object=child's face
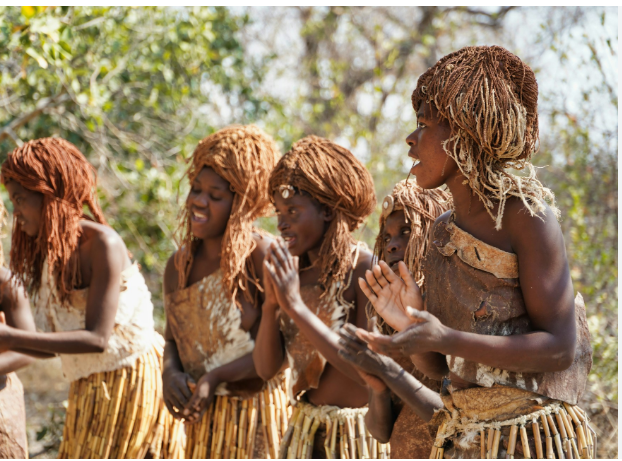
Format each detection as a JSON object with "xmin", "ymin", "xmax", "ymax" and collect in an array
[
  {"xmin": 405, "ymin": 101, "xmax": 458, "ymax": 189},
  {"xmin": 5, "ymin": 179, "xmax": 43, "ymax": 237},
  {"xmin": 186, "ymin": 167, "xmax": 234, "ymax": 240},
  {"xmin": 273, "ymin": 191, "xmax": 331, "ymax": 257},
  {"xmin": 382, "ymin": 209, "xmax": 410, "ymax": 271}
]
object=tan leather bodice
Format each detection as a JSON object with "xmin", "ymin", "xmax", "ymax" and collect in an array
[
  {"xmin": 165, "ymin": 269, "xmax": 262, "ymax": 396},
  {"xmin": 422, "ymin": 217, "xmax": 592, "ymax": 404}
]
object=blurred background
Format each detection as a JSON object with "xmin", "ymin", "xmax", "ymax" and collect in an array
[{"xmin": 0, "ymin": 6, "xmax": 617, "ymax": 458}]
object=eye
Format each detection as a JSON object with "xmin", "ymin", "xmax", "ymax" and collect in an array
[
  {"xmin": 402, "ymin": 228, "xmax": 411, "ymax": 235},
  {"xmin": 209, "ymin": 194, "xmax": 222, "ymax": 201},
  {"xmin": 417, "ymin": 122, "xmax": 426, "ymax": 129},
  {"xmin": 288, "ymin": 207, "xmax": 297, "ymax": 215}
]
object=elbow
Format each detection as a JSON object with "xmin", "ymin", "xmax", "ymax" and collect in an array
[
  {"xmin": 552, "ymin": 345, "xmax": 575, "ymax": 372},
  {"xmin": 365, "ymin": 414, "xmax": 391, "ymax": 444},
  {"xmin": 252, "ymin": 351, "xmax": 277, "ymax": 382},
  {"xmin": 90, "ymin": 334, "xmax": 110, "ymax": 354}
]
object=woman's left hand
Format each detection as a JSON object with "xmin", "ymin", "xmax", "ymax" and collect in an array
[
  {"xmin": 263, "ymin": 240, "xmax": 303, "ymax": 315},
  {"xmin": 357, "ymin": 309, "xmax": 448, "ymax": 357},
  {"xmin": 183, "ymin": 372, "xmax": 220, "ymax": 424}
]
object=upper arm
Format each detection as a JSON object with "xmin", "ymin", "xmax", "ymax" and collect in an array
[
  {"xmin": 163, "ymin": 253, "xmax": 180, "ymax": 342},
  {"xmin": 83, "ymin": 231, "xmax": 127, "ymax": 339},
  {"xmin": 352, "ymin": 248, "xmax": 374, "ymax": 330},
  {"xmin": 508, "ymin": 203, "xmax": 575, "ymax": 345}
]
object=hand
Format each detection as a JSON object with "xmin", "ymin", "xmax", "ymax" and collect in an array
[
  {"xmin": 162, "ymin": 367, "xmax": 195, "ymax": 419},
  {"xmin": 337, "ymin": 323, "xmax": 394, "ymax": 393},
  {"xmin": 183, "ymin": 372, "xmax": 220, "ymax": 424},
  {"xmin": 263, "ymin": 241, "xmax": 303, "ymax": 314},
  {"xmin": 358, "ymin": 261, "xmax": 423, "ymax": 332},
  {"xmin": 357, "ymin": 309, "xmax": 448, "ymax": 357}
]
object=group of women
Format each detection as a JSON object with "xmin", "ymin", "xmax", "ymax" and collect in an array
[{"xmin": 0, "ymin": 45, "xmax": 595, "ymax": 459}]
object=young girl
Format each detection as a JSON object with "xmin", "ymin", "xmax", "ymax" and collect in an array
[
  {"xmin": 341, "ymin": 45, "xmax": 594, "ymax": 459},
  {"xmin": 0, "ymin": 138, "xmax": 184, "ymax": 459},
  {"xmin": 0, "ymin": 198, "xmax": 45, "ymax": 458},
  {"xmin": 254, "ymin": 135, "xmax": 389, "ymax": 459},
  {"xmin": 358, "ymin": 179, "xmax": 451, "ymax": 458},
  {"xmin": 162, "ymin": 125, "xmax": 288, "ymax": 459}
]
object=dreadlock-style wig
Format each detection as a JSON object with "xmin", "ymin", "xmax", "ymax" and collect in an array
[
  {"xmin": 175, "ymin": 125, "xmax": 280, "ymax": 304},
  {"xmin": 369, "ymin": 179, "xmax": 451, "ymax": 335},
  {"xmin": 269, "ymin": 135, "xmax": 376, "ymax": 292},
  {"xmin": 412, "ymin": 45, "xmax": 557, "ymax": 230},
  {"xmin": 1, "ymin": 137, "xmax": 107, "ymax": 302},
  {"xmin": 373, "ymin": 179, "xmax": 451, "ymax": 289},
  {"xmin": 0, "ymin": 196, "xmax": 6, "ymax": 269}
]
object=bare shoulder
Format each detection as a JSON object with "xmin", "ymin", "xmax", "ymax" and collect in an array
[
  {"xmin": 502, "ymin": 199, "xmax": 563, "ymax": 252},
  {"xmin": 352, "ymin": 246, "xmax": 373, "ymax": 279},
  {"xmin": 81, "ymin": 220, "xmax": 128, "ymax": 259},
  {"xmin": 163, "ymin": 251, "xmax": 181, "ymax": 296}
]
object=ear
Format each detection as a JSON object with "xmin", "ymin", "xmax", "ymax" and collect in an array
[{"xmin": 321, "ymin": 205, "xmax": 335, "ymax": 223}]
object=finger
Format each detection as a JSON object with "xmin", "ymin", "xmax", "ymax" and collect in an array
[
  {"xmin": 358, "ymin": 278, "xmax": 378, "ymax": 302},
  {"xmin": 264, "ymin": 260, "xmax": 281, "ymax": 288},
  {"xmin": 364, "ymin": 270, "xmax": 382, "ymax": 293},
  {"xmin": 163, "ymin": 397, "xmax": 184, "ymax": 419},
  {"xmin": 337, "ymin": 347, "xmax": 359, "ymax": 365},
  {"xmin": 372, "ymin": 264, "xmax": 388, "ymax": 288},
  {"xmin": 338, "ymin": 330, "xmax": 366, "ymax": 352},
  {"xmin": 397, "ymin": 261, "xmax": 420, "ymax": 292},
  {"xmin": 273, "ymin": 241, "xmax": 292, "ymax": 270},
  {"xmin": 167, "ymin": 388, "xmax": 187, "ymax": 412},
  {"xmin": 0, "ymin": 312, "xmax": 5, "ymax": 324},
  {"xmin": 185, "ymin": 377, "xmax": 196, "ymax": 397},
  {"xmin": 370, "ymin": 316, "xmax": 381, "ymax": 335},
  {"xmin": 368, "ymin": 342, "xmax": 404, "ymax": 359},
  {"xmin": 378, "ymin": 260, "xmax": 401, "ymax": 284}
]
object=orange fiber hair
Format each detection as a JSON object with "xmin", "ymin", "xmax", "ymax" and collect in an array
[
  {"xmin": 412, "ymin": 45, "xmax": 556, "ymax": 229},
  {"xmin": 175, "ymin": 125, "xmax": 280, "ymax": 304},
  {"xmin": 268, "ymin": 135, "xmax": 376, "ymax": 292},
  {"xmin": 1, "ymin": 137, "xmax": 107, "ymax": 301}
]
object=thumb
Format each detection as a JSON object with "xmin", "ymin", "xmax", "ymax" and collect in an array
[
  {"xmin": 186, "ymin": 376, "xmax": 196, "ymax": 393},
  {"xmin": 0, "ymin": 312, "xmax": 5, "ymax": 324},
  {"xmin": 405, "ymin": 306, "xmax": 429, "ymax": 322}
]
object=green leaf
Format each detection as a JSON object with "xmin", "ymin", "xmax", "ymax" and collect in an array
[{"xmin": 25, "ymin": 47, "xmax": 48, "ymax": 68}]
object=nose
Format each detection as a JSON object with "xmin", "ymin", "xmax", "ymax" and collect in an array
[
  {"xmin": 190, "ymin": 191, "xmax": 209, "ymax": 208},
  {"xmin": 386, "ymin": 237, "xmax": 402, "ymax": 254},
  {"xmin": 406, "ymin": 129, "xmax": 417, "ymax": 147},
  {"xmin": 277, "ymin": 215, "xmax": 290, "ymax": 232}
]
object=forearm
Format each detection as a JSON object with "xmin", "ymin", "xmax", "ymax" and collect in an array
[
  {"xmin": 288, "ymin": 302, "xmax": 365, "ymax": 385},
  {"xmin": 380, "ymin": 359, "xmax": 443, "ymax": 423},
  {"xmin": 6, "ymin": 327, "xmax": 109, "ymax": 355},
  {"xmin": 409, "ymin": 352, "xmax": 448, "ymax": 381},
  {"xmin": 163, "ymin": 340, "xmax": 184, "ymax": 374},
  {"xmin": 365, "ymin": 389, "xmax": 395, "ymax": 443},
  {"xmin": 253, "ymin": 305, "xmax": 285, "ymax": 380},
  {"xmin": 440, "ymin": 328, "xmax": 574, "ymax": 373},
  {"xmin": 12, "ymin": 348, "xmax": 56, "ymax": 359},
  {"xmin": 210, "ymin": 353, "xmax": 259, "ymax": 386},
  {"xmin": 0, "ymin": 351, "xmax": 35, "ymax": 374}
]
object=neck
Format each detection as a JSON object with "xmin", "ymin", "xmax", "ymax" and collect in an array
[
  {"xmin": 444, "ymin": 171, "xmax": 489, "ymax": 224},
  {"xmin": 197, "ymin": 234, "xmax": 225, "ymax": 262}
]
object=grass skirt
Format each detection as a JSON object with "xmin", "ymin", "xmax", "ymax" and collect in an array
[
  {"xmin": 184, "ymin": 378, "xmax": 290, "ymax": 459},
  {"xmin": 57, "ymin": 341, "xmax": 185, "ymax": 459},
  {"xmin": 279, "ymin": 400, "xmax": 390, "ymax": 459}
]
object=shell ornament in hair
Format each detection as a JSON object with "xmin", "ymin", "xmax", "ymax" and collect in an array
[
  {"xmin": 279, "ymin": 185, "xmax": 295, "ymax": 199},
  {"xmin": 381, "ymin": 195, "xmax": 395, "ymax": 219}
]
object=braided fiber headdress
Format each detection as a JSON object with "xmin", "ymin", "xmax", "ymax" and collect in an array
[
  {"xmin": 1, "ymin": 138, "xmax": 107, "ymax": 301},
  {"xmin": 412, "ymin": 45, "xmax": 557, "ymax": 229},
  {"xmin": 175, "ymin": 125, "xmax": 280, "ymax": 304},
  {"xmin": 268, "ymin": 135, "xmax": 376, "ymax": 292},
  {"xmin": 371, "ymin": 179, "xmax": 451, "ymax": 334}
]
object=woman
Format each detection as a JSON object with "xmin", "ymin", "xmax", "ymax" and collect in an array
[{"xmin": 0, "ymin": 137, "xmax": 184, "ymax": 458}]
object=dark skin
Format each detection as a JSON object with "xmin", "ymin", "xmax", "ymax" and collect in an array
[
  {"xmin": 337, "ymin": 208, "xmax": 430, "ymax": 442},
  {"xmin": 0, "ymin": 266, "xmax": 49, "ymax": 374},
  {"xmin": 253, "ymin": 190, "xmax": 375, "ymax": 410},
  {"xmin": 357, "ymin": 101, "xmax": 577, "ymax": 390},
  {"xmin": 162, "ymin": 167, "xmax": 271, "ymax": 423},
  {"xmin": 0, "ymin": 180, "xmax": 132, "ymax": 357}
]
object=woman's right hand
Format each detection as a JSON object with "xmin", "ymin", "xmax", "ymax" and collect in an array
[
  {"xmin": 358, "ymin": 260, "xmax": 423, "ymax": 332},
  {"xmin": 162, "ymin": 367, "xmax": 195, "ymax": 419}
]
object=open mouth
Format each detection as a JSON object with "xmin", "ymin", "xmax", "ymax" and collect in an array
[
  {"xmin": 191, "ymin": 211, "xmax": 208, "ymax": 223},
  {"xmin": 282, "ymin": 235, "xmax": 297, "ymax": 248}
]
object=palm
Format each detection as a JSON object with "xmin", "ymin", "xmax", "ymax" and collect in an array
[{"xmin": 359, "ymin": 261, "xmax": 423, "ymax": 332}]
